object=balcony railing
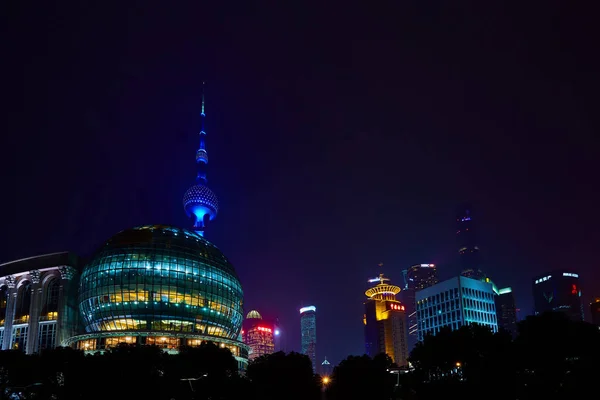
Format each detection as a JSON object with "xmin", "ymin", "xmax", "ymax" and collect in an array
[
  {"xmin": 39, "ymin": 312, "xmax": 58, "ymax": 322},
  {"xmin": 12, "ymin": 315, "xmax": 30, "ymax": 325}
]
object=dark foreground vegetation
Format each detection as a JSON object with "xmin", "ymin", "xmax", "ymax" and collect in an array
[{"xmin": 0, "ymin": 312, "xmax": 598, "ymax": 400}]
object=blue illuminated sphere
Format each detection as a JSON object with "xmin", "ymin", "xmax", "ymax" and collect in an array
[
  {"xmin": 78, "ymin": 225, "xmax": 244, "ymax": 338},
  {"xmin": 183, "ymin": 184, "xmax": 219, "ymax": 225}
]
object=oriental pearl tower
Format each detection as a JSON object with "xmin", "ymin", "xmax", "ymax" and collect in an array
[{"xmin": 183, "ymin": 82, "xmax": 219, "ymax": 236}]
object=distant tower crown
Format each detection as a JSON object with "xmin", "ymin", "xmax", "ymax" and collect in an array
[
  {"xmin": 366, "ymin": 273, "xmax": 401, "ymax": 300},
  {"xmin": 183, "ymin": 82, "xmax": 219, "ymax": 236}
]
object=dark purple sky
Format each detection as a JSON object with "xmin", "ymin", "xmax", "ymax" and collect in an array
[{"xmin": 4, "ymin": 2, "xmax": 600, "ymax": 365}]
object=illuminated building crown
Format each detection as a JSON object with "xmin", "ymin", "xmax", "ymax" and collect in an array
[
  {"xmin": 366, "ymin": 273, "xmax": 401, "ymax": 300},
  {"xmin": 183, "ymin": 82, "xmax": 219, "ymax": 236},
  {"xmin": 246, "ymin": 310, "xmax": 262, "ymax": 319}
]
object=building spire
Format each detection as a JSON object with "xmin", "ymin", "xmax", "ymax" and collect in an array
[
  {"xmin": 183, "ymin": 81, "xmax": 219, "ymax": 236},
  {"xmin": 196, "ymin": 81, "xmax": 208, "ymax": 183}
]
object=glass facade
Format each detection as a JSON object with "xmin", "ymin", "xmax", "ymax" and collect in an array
[
  {"xmin": 416, "ymin": 276, "xmax": 498, "ymax": 342},
  {"xmin": 71, "ymin": 225, "xmax": 249, "ymax": 369},
  {"xmin": 11, "ymin": 325, "xmax": 28, "ymax": 350},
  {"xmin": 300, "ymin": 307, "xmax": 316, "ymax": 371},
  {"xmin": 78, "ymin": 225, "xmax": 244, "ymax": 339},
  {"xmin": 38, "ymin": 322, "xmax": 57, "ymax": 350},
  {"xmin": 400, "ymin": 264, "xmax": 438, "ymax": 352}
]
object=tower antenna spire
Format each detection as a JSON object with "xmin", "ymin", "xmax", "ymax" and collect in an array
[
  {"xmin": 183, "ymin": 81, "xmax": 219, "ymax": 236},
  {"xmin": 200, "ymin": 81, "xmax": 206, "ymax": 135}
]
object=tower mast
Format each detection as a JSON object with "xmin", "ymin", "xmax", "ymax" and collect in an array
[
  {"xmin": 196, "ymin": 81, "xmax": 208, "ymax": 184},
  {"xmin": 183, "ymin": 82, "xmax": 219, "ymax": 236}
]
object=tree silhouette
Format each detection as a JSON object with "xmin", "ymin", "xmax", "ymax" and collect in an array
[
  {"xmin": 514, "ymin": 311, "xmax": 600, "ymax": 399},
  {"xmin": 246, "ymin": 351, "xmax": 320, "ymax": 400},
  {"xmin": 327, "ymin": 353, "xmax": 395, "ymax": 400},
  {"xmin": 166, "ymin": 342, "xmax": 240, "ymax": 400},
  {"xmin": 409, "ymin": 324, "xmax": 514, "ymax": 400}
]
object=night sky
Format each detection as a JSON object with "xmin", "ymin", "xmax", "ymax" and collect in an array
[{"xmin": 4, "ymin": 2, "xmax": 600, "ymax": 365}]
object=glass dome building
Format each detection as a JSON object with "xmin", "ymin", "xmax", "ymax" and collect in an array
[{"xmin": 65, "ymin": 225, "xmax": 248, "ymax": 367}]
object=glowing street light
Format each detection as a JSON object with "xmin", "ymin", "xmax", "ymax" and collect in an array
[{"xmin": 322, "ymin": 376, "xmax": 330, "ymax": 385}]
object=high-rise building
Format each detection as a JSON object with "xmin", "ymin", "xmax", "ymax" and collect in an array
[
  {"xmin": 533, "ymin": 271, "xmax": 583, "ymax": 321},
  {"xmin": 321, "ymin": 357, "xmax": 333, "ymax": 376},
  {"xmin": 183, "ymin": 82, "xmax": 219, "ymax": 237},
  {"xmin": 590, "ymin": 298, "xmax": 600, "ymax": 326},
  {"xmin": 494, "ymin": 287, "xmax": 518, "ymax": 338},
  {"xmin": 456, "ymin": 204, "xmax": 485, "ymax": 280},
  {"xmin": 400, "ymin": 264, "xmax": 438, "ymax": 352},
  {"xmin": 300, "ymin": 305, "xmax": 317, "ymax": 371},
  {"xmin": 416, "ymin": 276, "xmax": 498, "ymax": 342},
  {"xmin": 364, "ymin": 274, "xmax": 409, "ymax": 366},
  {"xmin": 242, "ymin": 310, "xmax": 275, "ymax": 360}
]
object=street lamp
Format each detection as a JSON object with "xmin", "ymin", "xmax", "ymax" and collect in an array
[{"xmin": 322, "ymin": 376, "xmax": 330, "ymax": 385}]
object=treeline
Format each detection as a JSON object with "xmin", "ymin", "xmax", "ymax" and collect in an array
[
  {"xmin": 402, "ymin": 311, "xmax": 600, "ymax": 400},
  {"xmin": 0, "ymin": 312, "xmax": 598, "ymax": 400}
]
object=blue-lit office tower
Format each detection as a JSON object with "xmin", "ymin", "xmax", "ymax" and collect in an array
[
  {"xmin": 183, "ymin": 82, "xmax": 219, "ymax": 236},
  {"xmin": 456, "ymin": 204, "xmax": 486, "ymax": 280},
  {"xmin": 533, "ymin": 271, "xmax": 584, "ymax": 321},
  {"xmin": 415, "ymin": 276, "xmax": 498, "ymax": 342},
  {"xmin": 300, "ymin": 306, "xmax": 317, "ymax": 371},
  {"xmin": 400, "ymin": 264, "xmax": 438, "ymax": 353}
]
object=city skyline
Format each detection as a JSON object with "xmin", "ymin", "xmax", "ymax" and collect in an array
[{"xmin": 5, "ymin": 2, "xmax": 600, "ymax": 366}]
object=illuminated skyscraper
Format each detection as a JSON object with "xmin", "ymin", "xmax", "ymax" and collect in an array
[
  {"xmin": 242, "ymin": 310, "xmax": 275, "ymax": 360},
  {"xmin": 183, "ymin": 82, "xmax": 219, "ymax": 236},
  {"xmin": 456, "ymin": 204, "xmax": 485, "ymax": 280},
  {"xmin": 416, "ymin": 276, "xmax": 498, "ymax": 341},
  {"xmin": 400, "ymin": 264, "xmax": 438, "ymax": 352},
  {"xmin": 533, "ymin": 271, "xmax": 583, "ymax": 321},
  {"xmin": 364, "ymin": 274, "xmax": 408, "ymax": 366},
  {"xmin": 300, "ymin": 305, "xmax": 317, "ymax": 371}
]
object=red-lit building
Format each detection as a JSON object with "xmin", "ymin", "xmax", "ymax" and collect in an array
[{"xmin": 242, "ymin": 310, "xmax": 275, "ymax": 360}]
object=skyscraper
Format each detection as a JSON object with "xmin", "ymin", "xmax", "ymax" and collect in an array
[
  {"xmin": 400, "ymin": 264, "xmax": 438, "ymax": 352},
  {"xmin": 242, "ymin": 310, "xmax": 275, "ymax": 360},
  {"xmin": 533, "ymin": 271, "xmax": 584, "ymax": 321},
  {"xmin": 494, "ymin": 287, "xmax": 518, "ymax": 338},
  {"xmin": 364, "ymin": 274, "xmax": 408, "ymax": 366},
  {"xmin": 321, "ymin": 357, "xmax": 333, "ymax": 376},
  {"xmin": 300, "ymin": 305, "xmax": 317, "ymax": 371},
  {"xmin": 416, "ymin": 276, "xmax": 498, "ymax": 342},
  {"xmin": 183, "ymin": 82, "xmax": 219, "ymax": 236},
  {"xmin": 456, "ymin": 204, "xmax": 485, "ymax": 280}
]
